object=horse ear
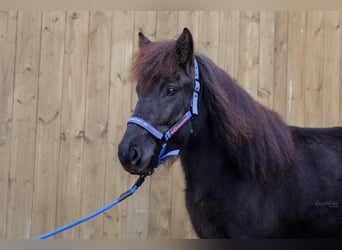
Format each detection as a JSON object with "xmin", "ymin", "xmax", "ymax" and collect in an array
[
  {"xmin": 138, "ymin": 32, "xmax": 151, "ymax": 48},
  {"xmin": 176, "ymin": 28, "xmax": 194, "ymax": 70}
]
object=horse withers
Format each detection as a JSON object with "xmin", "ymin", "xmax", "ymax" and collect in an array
[{"xmin": 118, "ymin": 28, "xmax": 342, "ymax": 238}]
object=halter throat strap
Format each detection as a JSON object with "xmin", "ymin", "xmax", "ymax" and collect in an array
[{"xmin": 127, "ymin": 58, "xmax": 200, "ymax": 167}]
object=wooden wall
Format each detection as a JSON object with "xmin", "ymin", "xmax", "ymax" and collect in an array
[{"xmin": 0, "ymin": 11, "xmax": 341, "ymax": 239}]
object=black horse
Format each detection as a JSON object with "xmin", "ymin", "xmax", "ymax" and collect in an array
[{"xmin": 118, "ymin": 28, "xmax": 342, "ymax": 238}]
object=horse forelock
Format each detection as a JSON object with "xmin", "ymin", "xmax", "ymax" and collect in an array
[{"xmin": 132, "ymin": 40, "xmax": 181, "ymax": 94}]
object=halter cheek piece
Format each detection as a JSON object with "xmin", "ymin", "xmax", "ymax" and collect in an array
[{"xmin": 127, "ymin": 58, "xmax": 200, "ymax": 168}]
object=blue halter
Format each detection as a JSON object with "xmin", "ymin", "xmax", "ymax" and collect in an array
[{"xmin": 127, "ymin": 58, "xmax": 200, "ymax": 167}]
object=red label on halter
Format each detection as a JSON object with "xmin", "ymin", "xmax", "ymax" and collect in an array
[{"xmin": 169, "ymin": 112, "xmax": 192, "ymax": 136}]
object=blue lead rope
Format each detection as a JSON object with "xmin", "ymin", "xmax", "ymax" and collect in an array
[{"xmin": 34, "ymin": 175, "xmax": 146, "ymax": 240}]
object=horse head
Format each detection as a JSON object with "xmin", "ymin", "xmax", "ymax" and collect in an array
[{"xmin": 118, "ymin": 28, "xmax": 198, "ymax": 175}]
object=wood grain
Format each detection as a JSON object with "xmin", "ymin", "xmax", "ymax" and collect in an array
[
  {"xmin": 258, "ymin": 11, "xmax": 275, "ymax": 109},
  {"xmin": 322, "ymin": 12, "xmax": 341, "ymax": 126},
  {"xmin": 79, "ymin": 11, "xmax": 112, "ymax": 239},
  {"xmin": 0, "ymin": 11, "xmax": 17, "ymax": 239},
  {"xmin": 239, "ymin": 11, "xmax": 260, "ymax": 99},
  {"xmin": 6, "ymin": 11, "xmax": 41, "ymax": 239},
  {"xmin": 217, "ymin": 11, "xmax": 240, "ymax": 80},
  {"xmin": 198, "ymin": 11, "xmax": 220, "ymax": 62},
  {"xmin": 55, "ymin": 11, "xmax": 89, "ymax": 239},
  {"xmin": 273, "ymin": 11, "xmax": 289, "ymax": 120},
  {"xmin": 287, "ymin": 11, "xmax": 307, "ymax": 126},
  {"xmin": 304, "ymin": 11, "xmax": 324, "ymax": 127},
  {"xmin": 31, "ymin": 11, "xmax": 66, "ymax": 238}
]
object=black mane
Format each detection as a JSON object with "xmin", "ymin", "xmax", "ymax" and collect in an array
[{"xmin": 196, "ymin": 54, "xmax": 294, "ymax": 184}]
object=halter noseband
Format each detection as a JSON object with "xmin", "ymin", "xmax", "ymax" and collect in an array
[{"xmin": 127, "ymin": 58, "xmax": 200, "ymax": 168}]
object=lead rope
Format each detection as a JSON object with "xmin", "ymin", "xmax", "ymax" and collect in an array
[{"xmin": 34, "ymin": 174, "xmax": 146, "ymax": 239}]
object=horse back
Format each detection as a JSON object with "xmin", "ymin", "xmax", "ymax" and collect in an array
[
  {"xmin": 289, "ymin": 125, "xmax": 342, "ymax": 184},
  {"xmin": 290, "ymin": 126, "xmax": 342, "ymax": 163},
  {"xmin": 287, "ymin": 126, "xmax": 342, "ymax": 237}
]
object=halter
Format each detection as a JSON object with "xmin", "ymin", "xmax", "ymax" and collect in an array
[{"xmin": 127, "ymin": 58, "xmax": 200, "ymax": 168}]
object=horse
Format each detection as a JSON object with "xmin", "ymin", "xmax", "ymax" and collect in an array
[{"xmin": 118, "ymin": 28, "xmax": 342, "ymax": 238}]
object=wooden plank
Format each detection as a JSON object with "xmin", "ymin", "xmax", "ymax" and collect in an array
[
  {"xmin": 170, "ymin": 11, "xmax": 200, "ymax": 240},
  {"xmin": 6, "ymin": 11, "xmax": 41, "ymax": 239},
  {"xmin": 286, "ymin": 11, "xmax": 307, "ymax": 126},
  {"xmin": 258, "ymin": 11, "xmax": 275, "ymax": 109},
  {"xmin": 198, "ymin": 11, "xmax": 220, "ymax": 62},
  {"xmin": 31, "ymin": 11, "xmax": 65, "ymax": 238},
  {"xmin": 273, "ymin": 11, "xmax": 289, "ymax": 120},
  {"xmin": 0, "ymin": 11, "xmax": 17, "ymax": 239},
  {"xmin": 55, "ymin": 11, "xmax": 89, "ymax": 239},
  {"xmin": 147, "ymin": 11, "xmax": 178, "ymax": 239},
  {"xmin": 79, "ymin": 11, "xmax": 112, "ymax": 239},
  {"xmin": 239, "ymin": 11, "xmax": 260, "ymax": 99},
  {"xmin": 322, "ymin": 12, "xmax": 341, "ymax": 126},
  {"xmin": 217, "ymin": 11, "xmax": 240, "ymax": 80},
  {"xmin": 103, "ymin": 10, "xmax": 135, "ymax": 239},
  {"xmin": 304, "ymin": 11, "xmax": 324, "ymax": 127}
]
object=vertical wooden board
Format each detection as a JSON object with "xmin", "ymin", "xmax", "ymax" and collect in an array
[
  {"xmin": 258, "ymin": 11, "xmax": 275, "ymax": 109},
  {"xmin": 130, "ymin": 11, "xmax": 157, "ymax": 113},
  {"xmin": 217, "ymin": 11, "xmax": 240, "ymax": 80},
  {"xmin": 322, "ymin": 12, "xmax": 341, "ymax": 126},
  {"xmin": 286, "ymin": 11, "xmax": 306, "ymax": 126},
  {"xmin": 198, "ymin": 11, "xmax": 220, "ymax": 62},
  {"xmin": 6, "ymin": 11, "xmax": 41, "ymax": 239},
  {"xmin": 169, "ymin": 11, "xmax": 200, "ymax": 239},
  {"xmin": 55, "ymin": 11, "xmax": 89, "ymax": 239},
  {"xmin": 304, "ymin": 12, "xmax": 324, "ymax": 127},
  {"xmin": 147, "ymin": 11, "xmax": 178, "ymax": 239},
  {"xmin": 31, "ymin": 11, "xmax": 65, "ymax": 238},
  {"xmin": 273, "ymin": 11, "xmax": 289, "ymax": 120},
  {"xmin": 0, "ymin": 11, "xmax": 17, "ymax": 239},
  {"xmin": 79, "ymin": 11, "xmax": 112, "ymax": 239},
  {"xmin": 239, "ymin": 11, "xmax": 260, "ymax": 99},
  {"xmin": 103, "ymin": 11, "xmax": 134, "ymax": 239}
]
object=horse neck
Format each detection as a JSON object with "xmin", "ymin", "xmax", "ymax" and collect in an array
[
  {"xmin": 179, "ymin": 55, "xmax": 294, "ymax": 186},
  {"xmin": 179, "ymin": 112, "xmax": 235, "ymax": 185}
]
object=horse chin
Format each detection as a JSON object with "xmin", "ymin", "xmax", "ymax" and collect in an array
[{"xmin": 124, "ymin": 156, "xmax": 156, "ymax": 176}]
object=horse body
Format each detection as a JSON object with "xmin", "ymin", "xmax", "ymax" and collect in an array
[
  {"xmin": 181, "ymin": 125, "xmax": 342, "ymax": 238},
  {"xmin": 118, "ymin": 28, "xmax": 342, "ymax": 238}
]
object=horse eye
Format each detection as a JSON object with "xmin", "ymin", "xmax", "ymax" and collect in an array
[{"xmin": 167, "ymin": 87, "xmax": 178, "ymax": 96}]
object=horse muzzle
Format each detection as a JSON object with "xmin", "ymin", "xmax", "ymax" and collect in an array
[{"xmin": 118, "ymin": 127, "xmax": 157, "ymax": 175}]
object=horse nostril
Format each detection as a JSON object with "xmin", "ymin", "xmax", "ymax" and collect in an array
[{"xmin": 129, "ymin": 147, "xmax": 141, "ymax": 165}]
